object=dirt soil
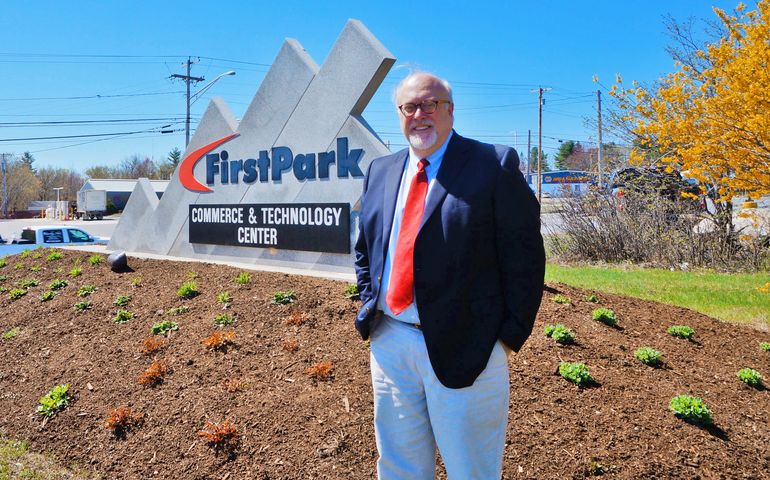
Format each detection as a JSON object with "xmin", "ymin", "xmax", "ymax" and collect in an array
[{"xmin": 0, "ymin": 250, "xmax": 769, "ymax": 479}]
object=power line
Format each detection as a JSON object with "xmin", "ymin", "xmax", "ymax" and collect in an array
[{"xmin": 0, "ymin": 91, "xmax": 183, "ymax": 102}]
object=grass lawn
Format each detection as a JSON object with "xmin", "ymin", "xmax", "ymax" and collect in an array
[{"xmin": 546, "ymin": 263, "xmax": 770, "ymax": 326}]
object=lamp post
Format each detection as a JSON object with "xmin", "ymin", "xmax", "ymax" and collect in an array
[{"xmin": 173, "ymin": 68, "xmax": 236, "ymax": 147}]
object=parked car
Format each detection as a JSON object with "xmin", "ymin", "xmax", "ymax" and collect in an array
[
  {"xmin": 11, "ymin": 225, "xmax": 108, "ymax": 246},
  {"xmin": 610, "ymin": 167, "xmax": 701, "ymax": 201}
]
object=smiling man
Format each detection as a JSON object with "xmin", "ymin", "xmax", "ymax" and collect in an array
[{"xmin": 354, "ymin": 72, "xmax": 545, "ymax": 479}]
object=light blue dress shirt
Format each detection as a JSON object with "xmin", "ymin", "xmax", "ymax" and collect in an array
[{"xmin": 377, "ymin": 131, "xmax": 454, "ymax": 324}]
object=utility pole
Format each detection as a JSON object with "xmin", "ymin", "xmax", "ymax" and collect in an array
[
  {"xmin": 533, "ymin": 87, "xmax": 551, "ymax": 202},
  {"xmin": 526, "ymin": 129, "xmax": 531, "ymax": 178},
  {"xmin": 1, "ymin": 154, "xmax": 7, "ymax": 219},
  {"xmin": 597, "ymin": 89, "xmax": 604, "ymax": 189},
  {"xmin": 171, "ymin": 57, "xmax": 204, "ymax": 148}
]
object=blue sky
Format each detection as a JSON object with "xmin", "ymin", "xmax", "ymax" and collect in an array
[{"xmin": 0, "ymin": 0, "xmax": 744, "ymax": 174}]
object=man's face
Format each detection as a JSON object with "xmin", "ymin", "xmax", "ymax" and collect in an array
[{"xmin": 396, "ymin": 75, "xmax": 454, "ymax": 158}]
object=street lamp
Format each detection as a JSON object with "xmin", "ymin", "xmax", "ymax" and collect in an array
[{"xmin": 179, "ymin": 70, "xmax": 236, "ymax": 147}]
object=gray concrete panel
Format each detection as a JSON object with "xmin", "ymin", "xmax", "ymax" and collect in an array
[{"xmin": 107, "ymin": 178, "xmax": 159, "ymax": 251}]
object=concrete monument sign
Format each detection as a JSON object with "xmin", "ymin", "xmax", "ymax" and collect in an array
[{"xmin": 109, "ymin": 20, "xmax": 395, "ymax": 274}]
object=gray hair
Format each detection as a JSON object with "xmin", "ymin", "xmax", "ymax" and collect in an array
[{"xmin": 393, "ymin": 71, "xmax": 453, "ymax": 105}]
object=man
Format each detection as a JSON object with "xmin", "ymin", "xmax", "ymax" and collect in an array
[{"xmin": 354, "ymin": 72, "xmax": 545, "ymax": 479}]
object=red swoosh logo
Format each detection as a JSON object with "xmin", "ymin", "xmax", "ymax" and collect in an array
[{"xmin": 179, "ymin": 133, "xmax": 240, "ymax": 192}]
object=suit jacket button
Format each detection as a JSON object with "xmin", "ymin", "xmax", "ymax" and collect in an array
[
  {"xmin": 366, "ymin": 307, "xmax": 371, "ymax": 313},
  {"xmin": 377, "ymin": 275, "xmax": 382, "ymax": 282}
]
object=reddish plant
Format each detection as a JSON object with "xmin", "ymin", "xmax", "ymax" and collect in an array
[
  {"xmin": 284, "ymin": 311, "xmax": 307, "ymax": 326},
  {"xmin": 283, "ymin": 338, "xmax": 299, "ymax": 353},
  {"xmin": 104, "ymin": 406, "xmax": 144, "ymax": 437},
  {"xmin": 221, "ymin": 377, "xmax": 245, "ymax": 393},
  {"xmin": 198, "ymin": 419, "xmax": 240, "ymax": 454},
  {"xmin": 141, "ymin": 336, "xmax": 166, "ymax": 354},
  {"xmin": 138, "ymin": 360, "xmax": 170, "ymax": 386},
  {"xmin": 305, "ymin": 361, "xmax": 334, "ymax": 380},
  {"xmin": 201, "ymin": 330, "xmax": 236, "ymax": 351}
]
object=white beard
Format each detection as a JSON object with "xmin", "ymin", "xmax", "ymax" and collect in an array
[{"xmin": 408, "ymin": 126, "xmax": 437, "ymax": 151}]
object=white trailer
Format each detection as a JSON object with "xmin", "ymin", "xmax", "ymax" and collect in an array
[{"xmin": 76, "ymin": 189, "xmax": 107, "ymax": 220}]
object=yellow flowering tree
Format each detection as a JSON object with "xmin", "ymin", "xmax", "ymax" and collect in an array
[{"xmin": 610, "ymin": 1, "xmax": 770, "ymax": 233}]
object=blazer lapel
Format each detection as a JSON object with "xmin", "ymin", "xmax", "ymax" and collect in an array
[
  {"xmin": 420, "ymin": 132, "xmax": 471, "ymax": 230},
  {"xmin": 381, "ymin": 150, "xmax": 409, "ymax": 256}
]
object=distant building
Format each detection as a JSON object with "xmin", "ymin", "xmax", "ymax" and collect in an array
[
  {"xmin": 527, "ymin": 170, "xmax": 595, "ymax": 197},
  {"xmin": 79, "ymin": 178, "xmax": 169, "ymax": 211}
]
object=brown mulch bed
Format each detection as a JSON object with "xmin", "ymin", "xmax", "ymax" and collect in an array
[{"xmin": 0, "ymin": 250, "xmax": 768, "ymax": 479}]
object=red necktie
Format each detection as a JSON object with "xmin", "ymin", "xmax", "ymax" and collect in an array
[{"xmin": 387, "ymin": 158, "xmax": 429, "ymax": 315}]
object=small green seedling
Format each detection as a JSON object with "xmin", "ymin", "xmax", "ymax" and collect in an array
[
  {"xmin": 30, "ymin": 265, "xmax": 42, "ymax": 272},
  {"xmin": 214, "ymin": 313, "xmax": 237, "ymax": 326},
  {"xmin": 583, "ymin": 293, "xmax": 599, "ymax": 303},
  {"xmin": 344, "ymin": 284, "xmax": 360, "ymax": 300},
  {"xmin": 9, "ymin": 289, "xmax": 27, "ymax": 300},
  {"xmin": 151, "ymin": 320, "xmax": 179, "ymax": 335},
  {"xmin": 130, "ymin": 276, "xmax": 143, "ymax": 287},
  {"xmin": 88, "ymin": 255, "xmax": 102, "ymax": 265},
  {"xmin": 634, "ymin": 347, "xmax": 662, "ymax": 366},
  {"xmin": 0, "ymin": 286, "xmax": 7, "ymax": 293},
  {"xmin": 667, "ymin": 325, "xmax": 695, "ymax": 339},
  {"xmin": 234, "ymin": 271, "xmax": 250, "ymax": 285},
  {"xmin": 46, "ymin": 251, "xmax": 63, "ymax": 261},
  {"xmin": 74, "ymin": 301, "xmax": 92, "ymax": 311},
  {"xmin": 20, "ymin": 250, "xmax": 31, "ymax": 259},
  {"xmin": 737, "ymin": 368, "xmax": 763, "ymax": 387},
  {"xmin": 559, "ymin": 362, "xmax": 593, "ymax": 386},
  {"xmin": 543, "ymin": 323, "xmax": 575, "ymax": 344},
  {"xmin": 53, "ymin": 267, "xmax": 63, "ymax": 274},
  {"xmin": 113, "ymin": 295, "xmax": 131, "ymax": 307},
  {"xmin": 669, "ymin": 394, "xmax": 712, "ymax": 425},
  {"xmin": 114, "ymin": 309, "xmax": 135, "ymax": 324},
  {"xmin": 187, "ymin": 271, "xmax": 198, "ymax": 280},
  {"xmin": 166, "ymin": 306, "xmax": 189, "ymax": 316},
  {"xmin": 552, "ymin": 294, "xmax": 571, "ymax": 305},
  {"xmin": 177, "ymin": 280, "xmax": 199, "ymax": 299},
  {"xmin": 37, "ymin": 384, "xmax": 70, "ymax": 417},
  {"xmin": 592, "ymin": 308, "xmax": 617, "ymax": 326},
  {"xmin": 760, "ymin": 342, "xmax": 770, "ymax": 352},
  {"xmin": 2, "ymin": 327, "xmax": 20, "ymax": 340},
  {"xmin": 49, "ymin": 279, "xmax": 68, "ymax": 291},
  {"xmin": 272, "ymin": 291, "xmax": 297, "ymax": 305},
  {"xmin": 69, "ymin": 266, "xmax": 82, "ymax": 277},
  {"xmin": 31, "ymin": 250, "xmax": 42, "ymax": 259},
  {"xmin": 40, "ymin": 291, "xmax": 56, "ymax": 302},
  {"xmin": 17, "ymin": 278, "xmax": 40, "ymax": 289},
  {"xmin": 77, "ymin": 284, "xmax": 97, "ymax": 297},
  {"xmin": 0, "ymin": 258, "xmax": 7, "ymax": 268},
  {"xmin": 0, "ymin": 275, "xmax": 6, "ymax": 282},
  {"xmin": 14, "ymin": 262, "xmax": 24, "ymax": 270},
  {"xmin": 217, "ymin": 291, "xmax": 232, "ymax": 304}
]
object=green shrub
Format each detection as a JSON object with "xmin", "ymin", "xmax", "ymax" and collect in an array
[
  {"xmin": 583, "ymin": 293, "xmax": 600, "ymax": 303},
  {"xmin": 559, "ymin": 362, "xmax": 593, "ymax": 386},
  {"xmin": 113, "ymin": 295, "xmax": 131, "ymax": 307},
  {"xmin": 74, "ymin": 301, "xmax": 92, "ymax": 311},
  {"xmin": 69, "ymin": 266, "xmax": 82, "ymax": 277},
  {"xmin": 669, "ymin": 394, "xmax": 712, "ymax": 425},
  {"xmin": 543, "ymin": 323, "xmax": 575, "ymax": 344},
  {"xmin": 49, "ymin": 279, "xmax": 68, "ymax": 291},
  {"xmin": 37, "ymin": 384, "xmax": 70, "ymax": 417},
  {"xmin": 77, "ymin": 284, "xmax": 97, "ymax": 297},
  {"xmin": 2, "ymin": 327, "xmax": 20, "ymax": 340},
  {"xmin": 114, "ymin": 309, "xmax": 134, "ymax": 324},
  {"xmin": 151, "ymin": 320, "xmax": 179, "ymax": 335},
  {"xmin": 234, "ymin": 271, "xmax": 251, "ymax": 285},
  {"xmin": 667, "ymin": 325, "xmax": 695, "ymax": 339},
  {"xmin": 592, "ymin": 308, "xmax": 617, "ymax": 326},
  {"xmin": 177, "ymin": 280, "xmax": 199, "ymax": 299},
  {"xmin": 0, "ymin": 258, "xmax": 7, "ymax": 268},
  {"xmin": 40, "ymin": 291, "xmax": 56, "ymax": 302},
  {"xmin": 272, "ymin": 291, "xmax": 296, "ymax": 305},
  {"xmin": 214, "ymin": 313, "xmax": 237, "ymax": 326},
  {"xmin": 88, "ymin": 255, "xmax": 102, "ymax": 265},
  {"xmin": 166, "ymin": 306, "xmax": 189, "ymax": 316},
  {"xmin": 14, "ymin": 263, "xmax": 24, "ymax": 270},
  {"xmin": 634, "ymin": 347, "xmax": 662, "ymax": 366},
  {"xmin": 46, "ymin": 251, "xmax": 63, "ymax": 261},
  {"xmin": 9, "ymin": 289, "xmax": 27, "ymax": 300},
  {"xmin": 344, "ymin": 284, "xmax": 360, "ymax": 300},
  {"xmin": 217, "ymin": 291, "xmax": 232, "ymax": 304},
  {"xmin": 737, "ymin": 368, "xmax": 763, "ymax": 387},
  {"xmin": 760, "ymin": 342, "xmax": 770, "ymax": 352},
  {"xmin": 30, "ymin": 265, "xmax": 42, "ymax": 272},
  {"xmin": 552, "ymin": 294, "xmax": 571, "ymax": 305},
  {"xmin": 17, "ymin": 278, "xmax": 40, "ymax": 289}
]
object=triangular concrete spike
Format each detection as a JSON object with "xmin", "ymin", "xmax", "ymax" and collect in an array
[
  {"xmin": 185, "ymin": 97, "xmax": 239, "ymax": 155},
  {"xmin": 108, "ymin": 178, "xmax": 159, "ymax": 252}
]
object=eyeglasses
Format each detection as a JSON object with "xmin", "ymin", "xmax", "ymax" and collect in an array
[{"xmin": 398, "ymin": 100, "xmax": 451, "ymax": 117}]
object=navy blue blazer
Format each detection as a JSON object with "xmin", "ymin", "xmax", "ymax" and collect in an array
[{"xmin": 354, "ymin": 132, "xmax": 545, "ymax": 388}]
